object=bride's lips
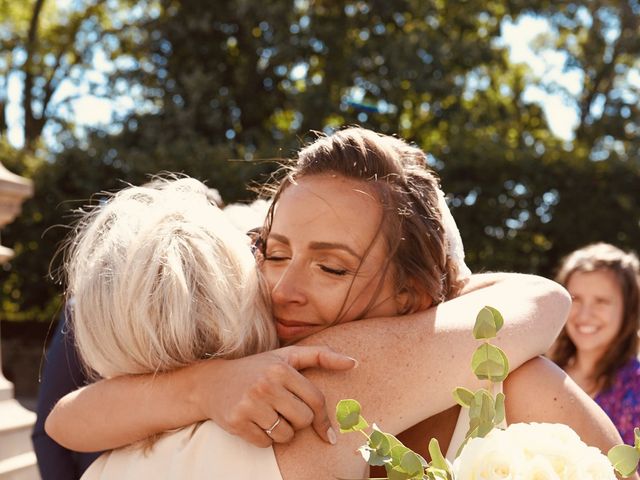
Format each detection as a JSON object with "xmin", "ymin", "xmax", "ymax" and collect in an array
[{"xmin": 274, "ymin": 317, "xmax": 318, "ymax": 340}]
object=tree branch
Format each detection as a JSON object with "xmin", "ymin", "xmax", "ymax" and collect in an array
[
  {"xmin": 575, "ymin": 3, "xmax": 625, "ymax": 141},
  {"xmin": 22, "ymin": 0, "xmax": 46, "ymax": 149}
]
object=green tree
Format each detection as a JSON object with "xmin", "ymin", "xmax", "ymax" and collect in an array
[
  {"xmin": 441, "ymin": 2, "xmax": 640, "ymax": 275},
  {"xmin": 2, "ymin": 0, "xmax": 639, "ymax": 320},
  {"xmin": 0, "ymin": 0, "xmax": 164, "ymax": 152}
]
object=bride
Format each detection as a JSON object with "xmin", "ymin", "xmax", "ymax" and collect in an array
[{"xmin": 48, "ymin": 128, "xmax": 622, "ymax": 479}]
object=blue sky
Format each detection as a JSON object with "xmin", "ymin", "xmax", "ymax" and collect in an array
[{"xmin": 501, "ymin": 15, "xmax": 582, "ymax": 141}]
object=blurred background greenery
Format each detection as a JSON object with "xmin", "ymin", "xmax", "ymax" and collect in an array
[{"xmin": 1, "ymin": 0, "xmax": 639, "ymax": 324}]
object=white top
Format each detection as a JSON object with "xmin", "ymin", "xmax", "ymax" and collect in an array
[{"xmin": 82, "ymin": 420, "xmax": 283, "ymax": 480}]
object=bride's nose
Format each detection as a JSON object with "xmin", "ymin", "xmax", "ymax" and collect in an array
[{"xmin": 270, "ymin": 262, "xmax": 307, "ymax": 306}]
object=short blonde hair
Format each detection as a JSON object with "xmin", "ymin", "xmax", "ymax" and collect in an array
[{"xmin": 65, "ymin": 176, "xmax": 277, "ymax": 379}]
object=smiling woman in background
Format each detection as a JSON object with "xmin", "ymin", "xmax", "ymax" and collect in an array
[{"xmin": 549, "ymin": 242, "xmax": 640, "ymax": 444}]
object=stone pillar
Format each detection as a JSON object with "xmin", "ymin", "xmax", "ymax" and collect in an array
[{"xmin": 0, "ymin": 162, "xmax": 37, "ymax": 479}]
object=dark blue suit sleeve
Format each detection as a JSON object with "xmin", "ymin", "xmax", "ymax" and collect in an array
[{"xmin": 31, "ymin": 308, "xmax": 101, "ymax": 480}]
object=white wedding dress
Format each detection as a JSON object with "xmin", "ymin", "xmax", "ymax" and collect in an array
[{"xmin": 81, "ymin": 420, "xmax": 283, "ymax": 480}]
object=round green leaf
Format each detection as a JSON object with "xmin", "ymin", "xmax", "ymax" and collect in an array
[
  {"xmin": 369, "ymin": 429, "xmax": 388, "ymax": 451},
  {"xmin": 473, "ymin": 306, "xmax": 498, "ymax": 339},
  {"xmin": 386, "ymin": 465, "xmax": 412, "ymax": 480},
  {"xmin": 399, "ymin": 450, "xmax": 424, "ymax": 476},
  {"xmin": 336, "ymin": 399, "xmax": 368, "ymax": 432},
  {"xmin": 466, "ymin": 390, "xmax": 497, "ymax": 439},
  {"xmin": 484, "ymin": 306, "xmax": 504, "ymax": 332},
  {"xmin": 370, "ymin": 428, "xmax": 394, "ymax": 458},
  {"xmin": 425, "ymin": 466, "xmax": 451, "ymax": 480},
  {"xmin": 608, "ymin": 444, "xmax": 640, "ymax": 477},
  {"xmin": 452, "ymin": 387, "xmax": 474, "ymax": 408},
  {"xmin": 468, "ymin": 389, "xmax": 494, "ymax": 420},
  {"xmin": 380, "ymin": 430, "xmax": 403, "ymax": 453},
  {"xmin": 389, "ymin": 443, "xmax": 412, "ymax": 465},
  {"xmin": 471, "ymin": 343, "xmax": 510, "ymax": 382},
  {"xmin": 358, "ymin": 445, "xmax": 389, "ymax": 466},
  {"xmin": 428, "ymin": 438, "xmax": 451, "ymax": 474}
]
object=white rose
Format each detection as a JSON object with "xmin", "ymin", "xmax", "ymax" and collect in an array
[
  {"xmin": 520, "ymin": 455, "xmax": 560, "ymax": 480},
  {"xmin": 452, "ymin": 423, "xmax": 616, "ymax": 480},
  {"xmin": 581, "ymin": 445, "xmax": 618, "ymax": 480},
  {"xmin": 507, "ymin": 423, "xmax": 582, "ymax": 479},
  {"xmin": 453, "ymin": 428, "xmax": 526, "ymax": 480}
]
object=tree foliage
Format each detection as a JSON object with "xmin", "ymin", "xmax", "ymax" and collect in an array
[
  {"xmin": 1, "ymin": 0, "xmax": 639, "ymax": 320},
  {"xmin": 0, "ymin": 0, "xmax": 163, "ymax": 152}
]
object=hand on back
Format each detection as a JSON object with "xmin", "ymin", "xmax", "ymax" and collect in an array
[{"xmin": 195, "ymin": 345, "xmax": 357, "ymax": 447}]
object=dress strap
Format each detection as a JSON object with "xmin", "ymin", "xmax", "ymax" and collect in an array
[{"xmin": 445, "ymin": 382, "xmax": 505, "ymax": 462}]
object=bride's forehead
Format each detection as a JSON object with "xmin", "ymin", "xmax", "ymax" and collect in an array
[
  {"xmin": 280, "ymin": 174, "xmax": 378, "ymax": 204},
  {"xmin": 276, "ymin": 176, "xmax": 381, "ymax": 218},
  {"xmin": 270, "ymin": 176, "xmax": 385, "ymax": 247}
]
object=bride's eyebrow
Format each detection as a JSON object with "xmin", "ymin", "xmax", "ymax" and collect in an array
[
  {"xmin": 267, "ymin": 233, "xmax": 290, "ymax": 245},
  {"xmin": 308, "ymin": 241, "xmax": 361, "ymax": 261},
  {"xmin": 268, "ymin": 232, "xmax": 362, "ymax": 260}
]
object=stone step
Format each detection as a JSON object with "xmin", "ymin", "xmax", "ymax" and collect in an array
[
  {"xmin": 0, "ymin": 399, "xmax": 37, "ymax": 465},
  {"xmin": 0, "ymin": 379, "xmax": 14, "ymax": 402},
  {"xmin": 0, "ymin": 452, "xmax": 38, "ymax": 480}
]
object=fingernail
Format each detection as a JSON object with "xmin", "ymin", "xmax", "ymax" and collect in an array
[
  {"xmin": 347, "ymin": 356, "xmax": 358, "ymax": 368},
  {"xmin": 327, "ymin": 427, "xmax": 337, "ymax": 445}
]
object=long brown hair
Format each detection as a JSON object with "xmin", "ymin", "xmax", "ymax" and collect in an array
[
  {"xmin": 260, "ymin": 127, "xmax": 463, "ymax": 321},
  {"xmin": 549, "ymin": 242, "xmax": 640, "ymax": 392}
]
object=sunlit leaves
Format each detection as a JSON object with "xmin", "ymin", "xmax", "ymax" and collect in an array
[
  {"xmin": 336, "ymin": 305, "xmax": 510, "ymax": 479},
  {"xmin": 471, "ymin": 343, "xmax": 509, "ymax": 382},
  {"xmin": 608, "ymin": 427, "xmax": 640, "ymax": 478},
  {"xmin": 470, "ymin": 306, "xmax": 509, "ymax": 382},
  {"xmin": 472, "ymin": 306, "xmax": 504, "ymax": 339},
  {"xmin": 336, "ymin": 399, "xmax": 368, "ymax": 433},
  {"xmin": 452, "ymin": 387, "xmax": 474, "ymax": 408},
  {"xmin": 608, "ymin": 445, "xmax": 640, "ymax": 478},
  {"xmin": 336, "ymin": 399, "xmax": 448, "ymax": 480},
  {"xmin": 453, "ymin": 306, "xmax": 510, "ymax": 455},
  {"xmin": 426, "ymin": 438, "xmax": 452, "ymax": 479}
]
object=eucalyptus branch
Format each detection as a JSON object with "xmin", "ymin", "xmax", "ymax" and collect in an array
[
  {"xmin": 334, "ymin": 305, "xmax": 511, "ymax": 480},
  {"xmin": 451, "ymin": 306, "xmax": 508, "ymax": 457}
]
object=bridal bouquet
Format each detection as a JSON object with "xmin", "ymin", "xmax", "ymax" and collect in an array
[
  {"xmin": 336, "ymin": 306, "xmax": 638, "ymax": 480},
  {"xmin": 452, "ymin": 422, "xmax": 613, "ymax": 479}
]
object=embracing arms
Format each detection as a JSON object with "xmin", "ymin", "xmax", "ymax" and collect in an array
[
  {"xmin": 45, "ymin": 273, "xmax": 568, "ymax": 456},
  {"xmin": 45, "ymin": 346, "xmax": 355, "ymax": 451}
]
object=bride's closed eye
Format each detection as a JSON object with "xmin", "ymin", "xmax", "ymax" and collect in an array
[
  {"xmin": 319, "ymin": 265, "xmax": 348, "ymax": 276},
  {"xmin": 264, "ymin": 253, "xmax": 289, "ymax": 262}
]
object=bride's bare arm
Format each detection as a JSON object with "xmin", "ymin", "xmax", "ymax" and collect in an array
[
  {"xmin": 274, "ymin": 273, "xmax": 570, "ymax": 479},
  {"xmin": 46, "ymin": 273, "xmax": 567, "ymax": 456}
]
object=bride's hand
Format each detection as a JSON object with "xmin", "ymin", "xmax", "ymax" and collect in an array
[{"xmin": 193, "ymin": 345, "xmax": 357, "ymax": 447}]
